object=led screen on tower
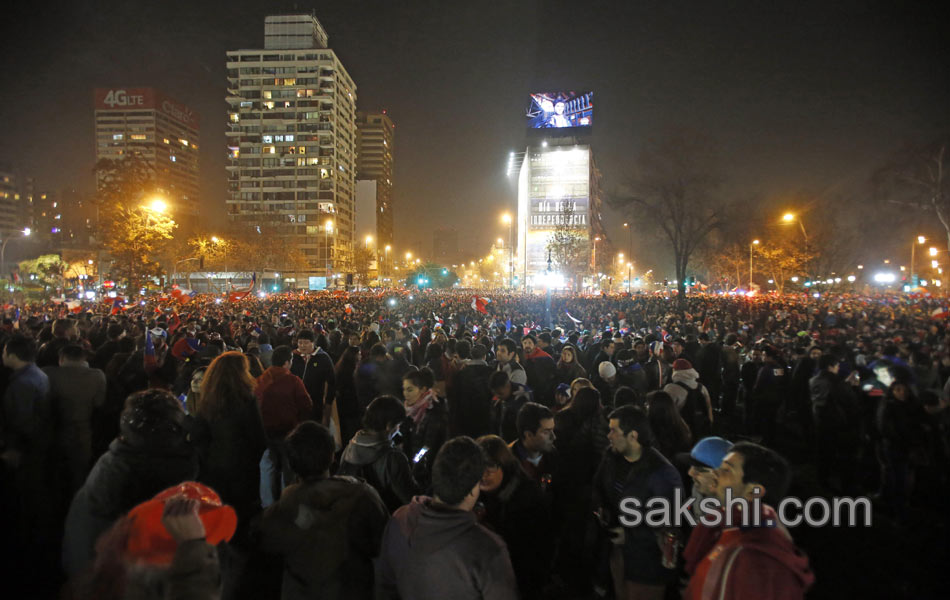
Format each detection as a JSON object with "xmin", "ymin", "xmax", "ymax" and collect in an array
[{"xmin": 526, "ymin": 91, "xmax": 593, "ymax": 129}]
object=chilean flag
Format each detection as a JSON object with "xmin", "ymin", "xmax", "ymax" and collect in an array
[
  {"xmin": 228, "ymin": 273, "xmax": 256, "ymax": 303},
  {"xmin": 110, "ymin": 297, "xmax": 126, "ymax": 315},
  {"xmin": 171, "ymin": 286, "xmax": 197, "ymax": 304},
  {"xmin": 65, "ymin": 300, "xmax": 82, "ymax": 314},
  {"xmin": 931, "ymin": 307, "xmax": 949, "ymax": 320},
  {"xmin": 471, "ymin": 296, "xmax": 490, "ymax": 314}
]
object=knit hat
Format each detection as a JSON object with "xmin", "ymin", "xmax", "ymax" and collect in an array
[
  {"xmin": 672, "ymin": 358, "xmax": 693, "ymax": 371},
  {"xmin": 598, "ymin": 361, "xmax": 617, "ymax": 379},
  {"xmin": 125, "ymin": 482, "xmax": 237, "ymax": 566}
]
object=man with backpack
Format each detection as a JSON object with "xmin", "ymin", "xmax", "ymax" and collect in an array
[{"xmin": 663, "ymin": 359, "xmax": 713, "ymax": 439}]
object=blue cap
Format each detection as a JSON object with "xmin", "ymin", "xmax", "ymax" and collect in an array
[
  {"xmin": 555, "ymin": 383, "xmax": 570, "ymax": 396},
  {"xmin": 689, "ymin": 436, "xmax": 734, "ymax": 469}
]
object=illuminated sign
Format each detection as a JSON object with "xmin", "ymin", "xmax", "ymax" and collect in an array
[{"xmin": 95, "ymin": 88, "xmax": 200, "ymax": 129}]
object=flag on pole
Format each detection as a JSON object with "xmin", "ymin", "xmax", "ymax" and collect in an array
[
  {"xmin": 228, "ymin": 273, "xmax": 256, "ymax": 303},
  {"xmin": 471, "ymin": 296, "xmax": 490, "ymax": 314}
]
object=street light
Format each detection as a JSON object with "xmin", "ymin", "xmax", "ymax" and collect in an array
[
  {"xmin": 1, "ymin": 227, "xmax": 32, "ymax": 280},
  {"xmin": 750, "ymin": 239, "xmax": 760, "ymax": 290},
  {"xmin": 325, "ymin": 220, "xmax": 334, "ymax": 284},
  {"xmin": 911, "ymin": 235, "xmax": 926, "ymax": 288},
  {"xmin": 501, "ymin": 213, "xmax": 513, "ymax": 289},
  {"xmin": 146, "ymin": 198, "xmax": 168, "ymax": 214}
]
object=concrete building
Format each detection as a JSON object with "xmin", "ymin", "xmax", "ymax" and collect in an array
[
  {"xmin": 226, "ymin": 13, "xmax": 358, "ymax": 288},
  {"xmin": 356, "ymin": 111, "xmax": 394, "ymax": 247},
  {"xmin": 515, "ymin": 141, "xmax": 605, "ymax": 288},
  {"xmin": 94, "ymin": 87, "xmax": 200, "ymax": 224},
  {"xmin": 0, "ymin": 168, "xmax": 20, "ymax": 239}
]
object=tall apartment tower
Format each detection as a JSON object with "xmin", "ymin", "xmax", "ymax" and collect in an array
[
  {"xmin": 0, "ymin": 168, "xmax": 20, "ymax": 239},
  {"xmin": 356, "ymin": 111, "xmax": 394, "ymax": 247},
  {"xmin": 226, "ymin": 13, "xmax": 358, "ymax": 285},
  {"xmin": 94, "ymin": 87, "xmax": 200, "ymax": 224}
]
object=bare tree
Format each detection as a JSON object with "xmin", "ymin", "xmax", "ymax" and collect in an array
[
  {"xmin": 546, "ymin": 203, "xmax": 590, "ymax": 290},
  {"xmin": 613, "ymin": 129, "xmax": 730, "ymax": 307}
]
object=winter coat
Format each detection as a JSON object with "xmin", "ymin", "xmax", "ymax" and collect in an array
[
  {"xmin": 376, "ymin": 497, "xmax": 518, "ymax": 600},
  {"xmin": 119, "ymin": 539, "xmax": 221, "ymax": 600},
  {"xmin": 290, "ymin": 349, "xmax": 336, "ymax": 417},
  {"xmin": 808, "ymin": 370, "xmax": 859, "ymax": 432},
  {"xmin": 42, "ymin": 363, "xmax": 107, "ymax": 494},
  {"xmin": 62, "ymin": 436, "xmax": 198, "ymax": 576},
  {"xmin": 492, "ymin": 383, "xmax": 533, "ymax": 443},
  {"xmin": 448, "ymin": 362, "xmax": 495, "ymax": 438},
  {"xmin": 193, "ymin": 391, "xmax": 267, "ymax": 527},
  {"xmin": 255, "ymin": 366, "xmax": 312, "ymax": 440},
  {"xmin": 258, "ymin": 476, "xmax": 389, "ymax": 600},
  {"xmin": 664, "ymin": 368, "xmax": 712, "ymax": 439},
  {"xmin": 337, "ymin": 431, "xmax": 417, "ymax": 513},
  {"xmin": 480, "ymin": 471, "xmax": 552, "ymax": 599}
]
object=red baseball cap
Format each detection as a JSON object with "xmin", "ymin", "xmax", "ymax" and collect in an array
[{"xmin": 125, "ymin": 482, "xmax": 237, "ymax": 565}]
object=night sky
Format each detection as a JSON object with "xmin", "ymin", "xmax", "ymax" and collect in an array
[{"xmin": 1, "ymin": 1, "xmax": 948, "ymax": 271}]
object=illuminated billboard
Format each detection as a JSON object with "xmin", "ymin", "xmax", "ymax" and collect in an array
[
  {"xmin": 527, "ymin": 91, "xmax": 593, "ymax": 129},
  {"xmin": 94, "ymin": 88, "xmax": 200, "ymax": 129}
]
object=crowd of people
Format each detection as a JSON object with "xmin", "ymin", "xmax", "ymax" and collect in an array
[{"xmin": 2, "ymin": 289, "xmax": 949, "ymax": 599}]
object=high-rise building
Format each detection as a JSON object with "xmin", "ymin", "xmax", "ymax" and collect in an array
[
  {"xmin": 226, "ymin": 13, "xmax": 358, "ymax": 287},
  {"xmin": 94, "ymin": 87, "xmax": 200, "ymax": 223},
  {"xmin": 515, "ymin": 141, "xmax": 605, "ymax": 288},
  {"xmin": 356, "ymin": 111, "xmax": 394, "ymax": 247},
  {"xmin": 0, "ymin": 168, "xmax": 20, "ymax": 239}
]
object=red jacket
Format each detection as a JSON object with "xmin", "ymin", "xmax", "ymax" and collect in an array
[
  {"xmin": 685, "ymin": 505, "xmax": 814, "ymax": 600},
  {"xmin": 256, "ymin": 367, "xmax": 313, "ymax": 440}
]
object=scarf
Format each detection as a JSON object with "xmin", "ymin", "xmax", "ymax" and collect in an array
[{"xmin": 407, "ymin": 389, "xmax": 436, "ymax": 425}]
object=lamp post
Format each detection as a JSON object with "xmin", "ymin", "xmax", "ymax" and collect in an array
[
  {"xmin": 911, "ymin": 235, "xmax": 925, "ymax": 289},
  {"xmin": 501, "ymin": 213, "xmax": 513, "ymax": 289},
  {"xmin": 142, "ymin": 199, "xmax": 170, "ymax": 289},
  {"xmin": 384, "ymin": 244, "xmax": 391, "ymax": 286},
  {"xmin": 749, "ymin": 239, "xmax": 760, "ymax": 290},
  {"xmin": 782, "ymin": 212, "xmax": 810, "ymax": 278},
  {"xmin": 623, "ymin": 221, "xmax": 632, "ymax": 259},
  {"xmin": 325, "ymin": 219, "xmax": 334, "ymax": 287},
  {"xmin": 1, "ymin": 227, "xmax": 32, "ymax": 282}
]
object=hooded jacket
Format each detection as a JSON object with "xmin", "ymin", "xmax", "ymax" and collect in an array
[
  {"xmin": 256, "ymin": 366, "xmax": 313, "ymax": 440},
  {"xmin": 684, "ymin": 504, "xmax": 814, "ymax": 600},
  {"xmin": 376, "ymin": 497, "xmax": 518, "ymax": 600},
  {"xmin": 258, "ymin": 476, "xmax": 389, "ymax": 600},
  {"xmin": 663, "ymin": 368, "xmax": 707, "ymax": 411},
  {"xmin": 337, "ymin": 431, "xmax": 416, "ymax": 513}
]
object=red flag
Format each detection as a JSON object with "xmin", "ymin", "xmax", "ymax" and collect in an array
[{"xmin": 471, "ymin": 296, "xmax": 490, "ymax": 314}]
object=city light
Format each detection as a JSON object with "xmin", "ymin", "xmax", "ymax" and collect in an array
[
  {"xmin": 146, "ymin": 198, "xmax": 168, "ymax": 213},
  {"xmin": 873, "ymin": 272, "xmax": 896, "ymax": 283},
  {"xmin": 930, "ymin": 247, "xmax": 938, "ymax": 257}
]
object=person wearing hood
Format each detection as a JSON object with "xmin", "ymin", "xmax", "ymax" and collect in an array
[
  {"xmin": 62, "ymin": 389, "xmax": 198, "ymax": 578},
  {"xmin": 337, "ymin": 395, "xmax": 417, "ymax": 513},
  {"xmin": 376, "ymin": 436, "xmax": 518, "ymax": 600},
  {"xmin": 259, "ymin": 422, "xmax": 389, "ymax": 600},
  {"xmin": 663, "ymin": 359, "xmax": 713, "ymax": 439},
  {"xmin": 556, "ymin": 344, "xmax": 587, "ymax": 386},
  {"xmin": 684, "ymin": 442, "xmax": 814, "ymax": 600}
]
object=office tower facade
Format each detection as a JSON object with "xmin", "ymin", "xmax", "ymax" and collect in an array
[
  {"xmin": 356, "ymin": 111, "xmax": 394, "ymax": 247},
  {"xmin": 226, "ymin": 13, "xmax": 358, "ymax": 286},
  {"xmin": 0, "ymin": 168, "xmax": 20, "ymax": 239},
  {"xmin": 93, "ymin": 87, "xmax": 200, "ymax": 223}
]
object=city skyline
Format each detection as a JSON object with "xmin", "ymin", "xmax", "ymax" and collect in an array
[{"xmin": 1, "ymin": 1, "xmax": 948, "ymax": 271}]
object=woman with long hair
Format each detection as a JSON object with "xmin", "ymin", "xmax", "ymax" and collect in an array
[
  {"xmin": 646, "ymin": 390, "xmax": 693, "ymax": 460},
  {"xmin": 334, "ymin": 345, "xmax": 362, "ymax": 444},
  {"xmin": 556, "ymin": 344, "xmax": 587, "ymax": 386},
  {"xmin": 401, "ymin": 368, "xmax": 448, "ymax": 484},
  {"xmin": 196, "ymin": 352, "xmax": 267, "ymax": 532}
]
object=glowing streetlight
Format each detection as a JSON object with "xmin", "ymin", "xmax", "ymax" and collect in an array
[
  {"xmin": 918, "ymin": 235, "xmax": 926, "ymax": 244},
  {"xmin": 750, "ymin": 239, "xmax": 760, "ymax": 290},
  {"xmin": 929, "ymin": 247, "xmax": 938, "ymax": 257},
  {"xmin": 145, "ymin": 198, "xmax": 168, "ymax": 214}
]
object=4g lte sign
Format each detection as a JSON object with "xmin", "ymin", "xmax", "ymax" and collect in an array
[
  {"xmin": 102, "ymin": 89, "xmax": 146, "ymax": 107},
  {"xmin": 94, "ymin": 88, "xmax": 199, "ymax": 128}
]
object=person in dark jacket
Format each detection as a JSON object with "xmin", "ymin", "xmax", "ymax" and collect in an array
[
  {"xmin": 646, "ymin": 390, "xmax": 693, "ymax": 461},
  {"xmin": 2, "ymin": 334, "xmax": 54, "ymax": 584},
  {"xmin": 376, "ymin": 436, "xmax": 518, "ymax": 600},
  {"xmin": 555, "ymin": 344, "xmax": 587, "ymax": 386},
  {"xmin": 448, "ymin": 344, "xmax": 495, "ymax": 438},
  {"xmin": 553, "ymin": 387, "xmax": 609, "ymax": 594},
  {"xmin": 877, "ymin": 380, "xmax": 927, "ymax": 520},
  {"xmin": 337, "ymin": 395, "xmax": 417, "ymax": 513},
  {"xmin": 90, "ymin": 323, "xmax": 125, "ymax": 370},
  {"xmin": 193, "ymin": 351, "xmax": 267, "ymax": 533},
  {"xmin": 809, "ymin": 353, "xmax": 861, "ymax": 492},
  {"xmin": 290, "ymin": 329, "xmax": 336, "ymax": 424},
  {"xmin": 62, "ymin": 389, "xmax": 198, "ymax": 578},
  {"xmin": 594, "ymin": 405, "xmax": 683, "ymax": 600},
  {"xmin": 401, "ymin": 368, "xmax": 448, "ymax": 485},
  {"xmin": 334, "ymin": 345, "xmax": 362, "ymax": 447},
  {"xmin": 259, "ymin": 422, "xmax": 389, "ymax": 600},
  {"xmin": 42, "ymin": 343, "xmax": 107, "ymax": 498},
  {"xmin": 489, "ymin": 370, "xmax": 534, "ymax": 443},
  {"xmin": 476, "ymin": 435, "xmax": 552, "ymax": 600}
]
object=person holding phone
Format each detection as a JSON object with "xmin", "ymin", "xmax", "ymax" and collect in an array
[{"xmin": 401, "ymin": 368, "xmax": 448, "ymax": 486}]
